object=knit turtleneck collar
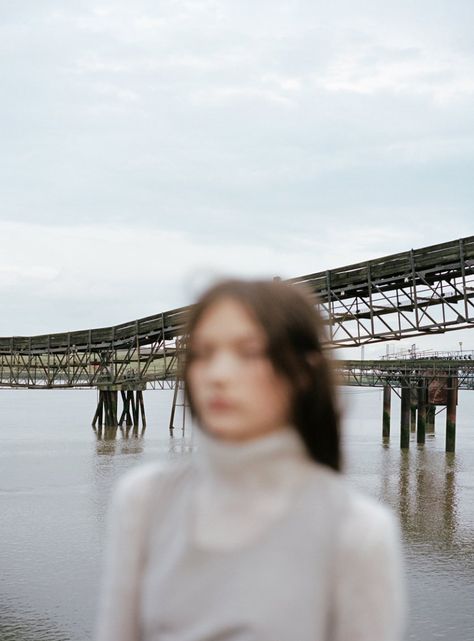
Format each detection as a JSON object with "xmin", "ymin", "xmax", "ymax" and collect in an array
[
  {"xmin": 193, "ymin": 423, "xmax": 312, "ymax": 484},
  {"xmin": 190, "ymin": 424, "xmax": 316, "ymax": 550}
]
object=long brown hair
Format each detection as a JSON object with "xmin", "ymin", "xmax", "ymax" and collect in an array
[{"xmin": 181, "ymin": 278, "xmax": 342, "ymax": 472}]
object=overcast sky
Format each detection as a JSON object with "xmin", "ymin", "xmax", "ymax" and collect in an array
[{"xmin": 1, "ymin": 0, "xmax": 473, "ymax": 355}]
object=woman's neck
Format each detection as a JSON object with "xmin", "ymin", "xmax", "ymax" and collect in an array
[
  {"xmin": 189, "ymin": 424, "xmax": 316, "ymax": 549},
  {"xmin": 192, "ymin": 423, "xmax": 313, "ymax": 490}
]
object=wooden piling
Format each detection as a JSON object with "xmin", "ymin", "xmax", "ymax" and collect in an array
[
  {"xmin": 116, "ymin": 389, "xmax": 146, "ymax": 429},
  {"xmin": 133, "ymin": 391, "xmax": 139, "ymax": 426},
  {"xmin": 92, "ymin": 394, "xmax": 104, "ymax": 428},
  {"xmin": 400, "ymin": 385, "xmax": 411, "ymax": 449},
  {"xmin": 102, "ymin": 391, "xmax": 109, "ymax": 426},
  {"xmin": 382, "ymin": 385, "xmax": 391, "ymax": 438},
  {"xmin": 138, "ymin": 390, "xmax": 146, "ymax": 428},
  {"xmin": 106, "ymin": 391, "xmax": 115, "ymax": 427},
  {"xmin": 126, "ymin": 391, "xmax": 133, "ymax": 426},
  {"xmin": 426, "ymin": 404, "xmax": 436, "ymax": 433},
  {"xmin": 417, "ymin": 381, "xmax": 426, "ymax": 444},
  {"xmin": 410, "ymin": 387, "xmax": 417, "ymax": 431},
  {"xmin": 92, "ymin": 389, "xmax": 121, "ymax": 428},
  {"xmin": 446, "ymin": 376, "xmax": 458, "ymax": 453},
  {"xmin": 112, "ymin": 391, "xmax": 118, "ymax": 426},
  {"xmin": 118, "ymin": 391, "xmax": 128, "ymax": 427}
]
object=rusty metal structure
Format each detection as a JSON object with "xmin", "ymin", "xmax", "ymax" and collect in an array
[
  {"xmin": 288, "ymin": 235, "xmax": 474, "ymax": 346},
  {"xmin": 0, "ymin": 308, "xmax": 188, "ymax": 431},
  {"xmin": 0, "ymin": 311, "xmax": 186, "ymax": 390},
  {"xmin": 1, "ymin": 235, "xmax": 473, "ymax": 436},
  {"xmin": 339, "ymin": 357, "xmax": 474, "ymax": 390},
  {"xmin": 338, "ymin": 353, "xmax": 474, "ymax": 452}
]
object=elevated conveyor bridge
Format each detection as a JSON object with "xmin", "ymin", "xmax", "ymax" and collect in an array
[
  {"xmin": 1, "ymin": 236, "xmax": 473, "ymax": 440},
  {"xmin": 1, "ymin": 235, "xmax": 473, "ymax": 390}
]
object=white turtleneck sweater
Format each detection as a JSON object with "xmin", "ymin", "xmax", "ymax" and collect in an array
[{"xmin": 95, "ymin": 425, "xmax": 407, "ymax": 641}]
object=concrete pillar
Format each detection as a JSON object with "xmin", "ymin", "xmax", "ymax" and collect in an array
[
  {"xmin": 383, "ymin": 385, "xmax": 391, "ymax": 438},
  {"xmin": 400, "ymin": 385, "xmax": 411, "ymax": 449},
  {"xmin": 446, "ymin": 376, "xmax": 458, "ymax": 453},
  {"xmin": 417, "ymin": 381, "xmax": 427, "ymax": 444}
]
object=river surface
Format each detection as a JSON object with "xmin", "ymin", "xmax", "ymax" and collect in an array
[{"xmin": 0, "ymin": 386, "xmax": 473, "ymax": 641}]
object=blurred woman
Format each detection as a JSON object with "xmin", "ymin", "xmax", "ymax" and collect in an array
[{"xmin": 95, "ymin": 277, "xmax": 407, "ymax": 641}]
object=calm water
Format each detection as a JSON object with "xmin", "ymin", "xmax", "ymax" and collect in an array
[{"xmin": 1, "ymin": 386, "xmax": 473, "ymax": 641}]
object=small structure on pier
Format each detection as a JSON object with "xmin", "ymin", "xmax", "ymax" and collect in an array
[{"xmin": 340, "ymin": 350, "xmax": 473, "ymax": 452}]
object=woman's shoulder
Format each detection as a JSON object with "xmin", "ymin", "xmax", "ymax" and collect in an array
[
  {"xmin": 344, "ymin": 482, "xmax": 400, "ymax": 535},
  {"xmin": 308, "ymin": 463, "xmax": 401, "ymax": 543},
  {"xmin": 329, "ymin": 477, "xmax": 404, "ymax": 565},
  {"xmin": 314, "ymin": 476, "xmax": 408, "ymax": 638}
]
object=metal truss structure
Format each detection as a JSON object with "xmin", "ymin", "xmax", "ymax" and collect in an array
[
  {"xmin": 0, "ymin": 314, "xmax": 186, "ymax": 389},
  {"xmin": 1, "ymin": 235, "xmax": 473, "ymax": 389},
  {"xmin": 339, "ymin": 358, "xmax": 474, "ymax": 391},
  {"xmin": 288, "ymin": 235, "xmax": 474, "ymax": 347}
]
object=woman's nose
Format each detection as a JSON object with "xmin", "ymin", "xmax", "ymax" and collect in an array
[{"xmin": 206, "ymin": 350, "xmax": 237, "ymax": 382}]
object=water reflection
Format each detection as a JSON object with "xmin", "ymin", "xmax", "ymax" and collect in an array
[
  {"xmin": 91, "ymin": 418, "xmax": 470, "ymax": 559},
  {"xmin": 385, "ymin": 447, "xmax": 460, "ymax": 550},
  {"xmin": 92, "ymin": 425, "xmax": 193, "ymax": 457},
  {"xmin": 2, "ymin": 388, "xmax": 474, "ymax": 641},
  {"xmin": 92, "ymin": 424, "xmax": 146, "ymax": 441}
]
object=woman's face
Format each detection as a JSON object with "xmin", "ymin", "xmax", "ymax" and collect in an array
[{"xmin": 187, "ymin": 297, "xmax": 293, "ymax": 441}]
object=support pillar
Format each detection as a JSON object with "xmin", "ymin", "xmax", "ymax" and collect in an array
[
  {"xmin": 94, "ymin": 388, "xmax": 145, "ymax": 431},
  {"xmin": 400, "ymin": 385, "xmax": 411, "ymax": 449},
  {"xmin": 169, "ymin": 378, "xmax": 187, "ymax": 434},
  {"xmin": 138, "ymin": 391, "xmax": 147, "ymax": 428},
  {"xmin": 446, "ymin": 376, "xmax": 458, "ymax": 453},
  {"xmin": 92, "ymin": 393, "xmax": 104, "ymax": 428},
  {"xmin": 118, "ymin": 391, "xmax": 133, "ymax": 427},
  {"xmin": 417, "ymin": 381, "xmax": 427, "ymax": 444},
  {"xmin": 92, "ymin": 389, "xmax": 119, "ymax": 428},
  {"xmin": 382, "ymin": 385, "xmax": 391, "ymax": 438},
  {"xmin": 410, "ymin": 388, "xmax": 417, "ymax": 432},
  {"xmin": 426, "ymin": 404, "xmax": 436, "ymax": 433}
]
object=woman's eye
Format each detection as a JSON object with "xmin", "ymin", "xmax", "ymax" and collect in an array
[
  {"xmin": 239, "ymin": 347, "xmax": 266, "ymax": 359},
  {"xmin": 188, "ymin": 345, "xmax": 267, "ymax": 361},
  {"xmin": 189, "ymin": 348, "xmax": 211, "ymax": 360}
]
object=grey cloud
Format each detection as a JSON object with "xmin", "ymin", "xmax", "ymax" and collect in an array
[{"xmin": 0, "ymin": 1, "xmax": 473, "ymax": 267}]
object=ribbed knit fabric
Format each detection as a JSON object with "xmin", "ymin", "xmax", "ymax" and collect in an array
[
  {"xmin": 191, "ymin": 424, "xmax": 318, "ymax": 550},
  {"xmin": 95, "ymin": 425, "xmax": 407, "ymax": 641}
]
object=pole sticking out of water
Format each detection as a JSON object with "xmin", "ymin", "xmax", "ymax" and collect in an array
[
  {"xmin": 446, "ymin": 376, "xmax": 458, "ymax": 453},
  {"xmin": 400, "ymin": 385, "xmax": 411, "ymax": 449},
  {"xmin": 410, "ymin": 388, "xmax": 418, "ymax": 432},
  {"xmin": 417, "ymin": 381, "xmax": 427, "ymax": 444},
  {"xmin": 383, "ymin": 385, "xmax": 391, "ymax": 438}
]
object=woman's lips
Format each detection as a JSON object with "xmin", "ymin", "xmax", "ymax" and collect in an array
[{"xmin": 207, "ymin": 398, "xmax": 236, "ymax": 411}]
